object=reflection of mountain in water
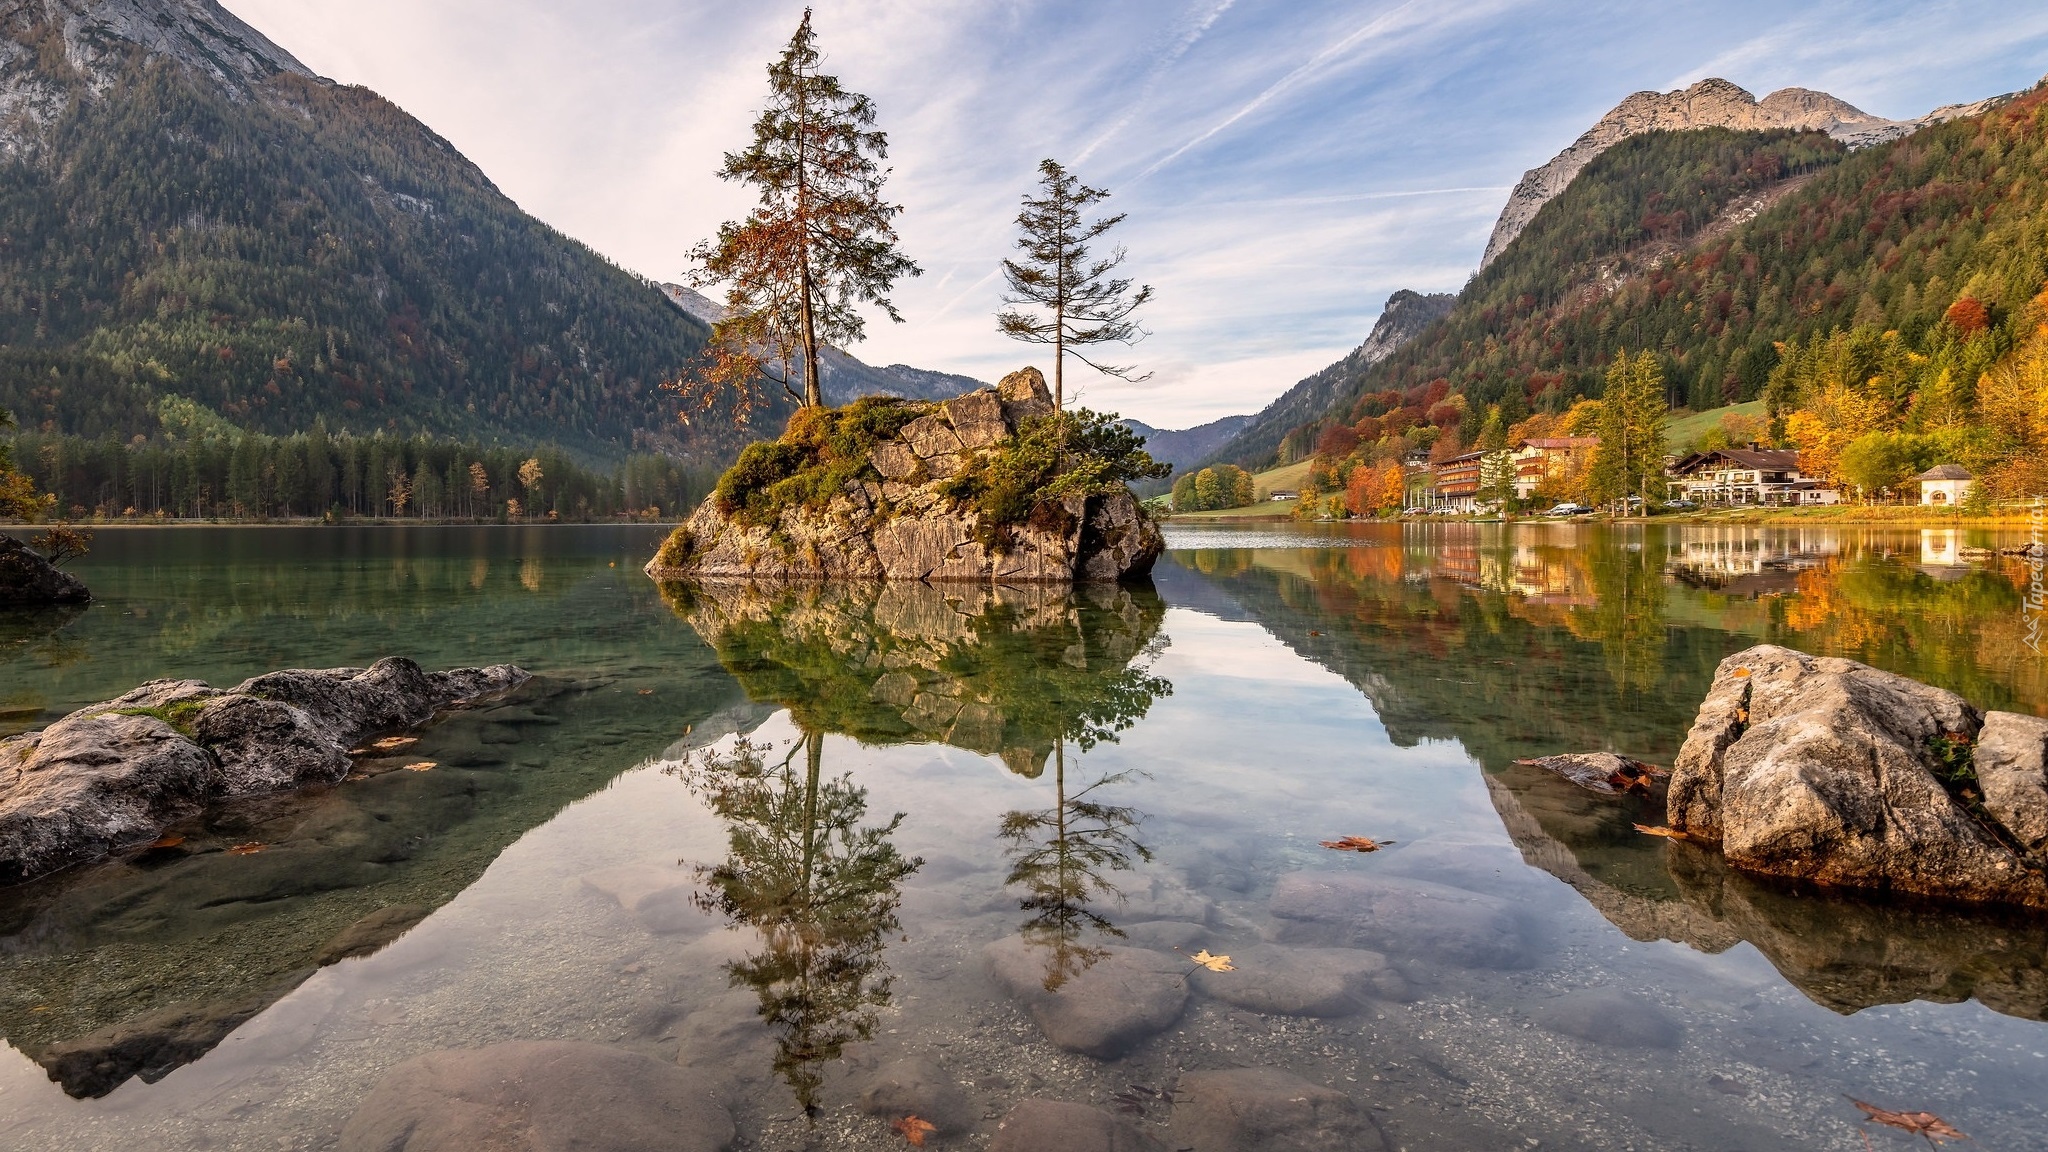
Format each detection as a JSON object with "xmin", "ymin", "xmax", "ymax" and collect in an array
[
  {"xmin": 1160, "ymin": 527, "xmax": 2048, "ymax": 1021},
  {"xmin": 0, "ymin": 662, "xmax": 745, "ymax": 1098},
  {"xmin": 664, "ymin": 581, "xmax": 1170, "ymax": 776}
]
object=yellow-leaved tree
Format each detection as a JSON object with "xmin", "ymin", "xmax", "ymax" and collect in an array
[
  {"xmin": 1975, "ymin": 312, "xmax": 2048, "ymax": 497},
  {"xmin": 1784, "ymin": 378, "xmax": 1890, "ymax": 489}
]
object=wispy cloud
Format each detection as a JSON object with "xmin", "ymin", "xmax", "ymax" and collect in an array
[{"xmin": 224, "ymin": 0, "xmax": 2048, "ymax": 429}]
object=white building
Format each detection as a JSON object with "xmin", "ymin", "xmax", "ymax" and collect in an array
[
  {"xmin": 1667, "ymin": 448, "xmax": 1838, "ymax": 506},
  {"xmin": 1915, "ymin": 465, "xmax": 1974, "ymax": 507}
]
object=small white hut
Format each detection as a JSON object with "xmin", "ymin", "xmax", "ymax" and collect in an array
[{"xmin": 1914, "ymin": 464, "xmax": 1974, "ymax": 507}]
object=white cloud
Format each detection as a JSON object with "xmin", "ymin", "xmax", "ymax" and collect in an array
[{"xmin": 223, "ymin": 0, "xmax": 2048, "ymax": 430}]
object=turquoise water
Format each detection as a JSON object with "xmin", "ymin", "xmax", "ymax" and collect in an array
[{"xmin": 0, "ymin": 523, "xmax": 2043, "ymax": 1150}]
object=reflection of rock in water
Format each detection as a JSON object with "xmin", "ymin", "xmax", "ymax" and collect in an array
[
  {"xmin": 1485, "ymin": 768, "xmax": 2048, "ymax": 1020},
  {"xmin": 0, "ymin": 671, "xmax": 743, "ymax": 1098},
  {"xmin": 665, "ymin": 581, "xmax": 1169, "ymax": 776}
]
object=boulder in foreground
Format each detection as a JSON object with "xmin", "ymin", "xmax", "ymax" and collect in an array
[
  {"xmin": 0, "ymin": 657, "xmax": 528, "ymax": 885},
  {"xmin": 646, "ymin": 368, "xmax": 1165, "ymax": 584},
  {"xmin": 1666, "ymin": 644, "xmax": 2048, "ymax": 908}
]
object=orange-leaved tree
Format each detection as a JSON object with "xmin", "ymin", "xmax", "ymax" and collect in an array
[{"xmin": 675, "ymin": 9, "xmax": 919, "ymax": 423}]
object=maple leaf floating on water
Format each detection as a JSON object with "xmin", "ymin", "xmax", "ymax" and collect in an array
[
  {"xmin": 1849, "ymin": 1098, "xmax": 1967, "ymax": 1146},
  {"xmin": 349, "ymin": 736, "xmax": 418, "ymax": 756},
  {"xmin": 403, "ymin": 761, "xmax": 438, "ymax": 772},
  {"xmin": 1188, "ymin": 949, "xmax": 1235, "ymax": 972},
  {"xmin": 1633, "ymin": 823, "xmax": 1691, "ymax": 840},
  {"xmin": 1320, "ymin": 836, "xmax": 1391, "ymax": 852},
  {"xmin": 891, "ymin": 1115, "xmax": 937, "ymax": 1147},
  {"xmin": 225, "ymin": 842, "xmax": 266, "ymax": 855}
]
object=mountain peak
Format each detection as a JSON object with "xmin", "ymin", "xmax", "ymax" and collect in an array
[
  {"xmin": 2, "ymin": 0, "xmax": 313, "ymax": 153},
  {"xmin": 1479, "ymin": 77, "xmax": 1913, "ymax": 270}
]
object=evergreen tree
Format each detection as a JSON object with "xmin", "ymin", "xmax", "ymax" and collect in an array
[
  {"xmin": 1588, "ymin": 351, "xmax": 1668, "ymax": 508},
  {"xmin": 683, "ymin": 9, "xmax": 918, "ymax": 418},
  {"xmin": 997, "ymin": 160, "xmax": 1154, "ymax": 413}
]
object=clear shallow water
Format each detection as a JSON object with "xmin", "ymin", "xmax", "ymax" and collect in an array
[{"xmin": 1, "ymin": 523, "xmax": 2044, "ymax": 1150}]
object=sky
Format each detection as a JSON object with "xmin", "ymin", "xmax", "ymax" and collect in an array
[{"xmin": 224, "ymin": 0, "xmax": 2048, "ymax": 429}]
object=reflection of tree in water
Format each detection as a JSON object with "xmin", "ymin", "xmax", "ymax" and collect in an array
[
  {"xmin": 678, "ymin": 732, "xmax": 921, "ymax": 1117},
  {"xmin": 999, "ymin": 741, "xmax": 1151, "ymax": 991}
]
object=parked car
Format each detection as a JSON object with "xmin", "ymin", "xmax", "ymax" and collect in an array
[
  {"xmin": 1665, "ymin": 499, "xmax": 1700, "ymax": 511},
  {"xmin": 1544, "ymin": 502, "xmax": 1595, "ymax": 516},
  {"xmin": 1401, "ymin": 507, "xmax": 1429, "ymax": 517}
]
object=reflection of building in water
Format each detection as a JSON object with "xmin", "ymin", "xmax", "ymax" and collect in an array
[
  {"xmin": 1664, "ymin": 527, "xmax": 1842, "ymax": 594},
  {"xmin": 1917, "ymin": 529, "xmax": 1970, "ymax": 580},
  {"xmin": 1413, "ymin": 531, "xmax": 1598, "ymax": 606}
]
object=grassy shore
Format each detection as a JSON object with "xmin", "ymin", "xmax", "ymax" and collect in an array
[{"xmin": 1655, "ymin": 504, "xmax": 2044, "ymax": 528}]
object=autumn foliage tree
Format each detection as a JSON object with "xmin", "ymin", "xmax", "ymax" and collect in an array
[
  {"xmin": 677, "ymin": 9, "xmax": 919, "ymax": 422},
  {"xmin": 997, "ymin": 160, "xmax": 1153, "ymax": 413}
]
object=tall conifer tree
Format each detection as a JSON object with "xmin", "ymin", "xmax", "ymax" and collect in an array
[{"xmin": 681, "ymin": 9, "xmax": 919, "ymax": 419}]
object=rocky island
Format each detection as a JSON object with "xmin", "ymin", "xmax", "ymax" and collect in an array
[
  {"xmin": 645, "ymin": 368, "xmax": 1165, "ymax": 584},
  {"xmin": 0, "ymin": 658, "xmax": 528, "ymax": 886}
]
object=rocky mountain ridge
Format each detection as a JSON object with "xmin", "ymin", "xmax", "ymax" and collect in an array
[
  {"xmin": 1187, "ymin": 289, "xmax": 1454, "ymax": 474},
  {"xmin": 1480, "ymin": 76, "xmax": 2018, "ymax": 269},
  {"xmin": 0, "ymin": 0, "xmax": 309, "ymax": 157},
  {"xmin": 1118, "ymin": 414, "xmax": 1251, "ymax": 475}
]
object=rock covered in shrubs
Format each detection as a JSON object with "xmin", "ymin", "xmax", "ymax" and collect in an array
[
  {"xmin": 0, "ymin": 658, "xmax": 528, "ymax": 885},
  {"xmin": 0, "ymin": 534, "xmax": 89, "ymax": 605},
  {"xmin": 1666, "ymin": 644, "xmax": 2048, "ymax": 908},
  {"xmin": 645, "ymin": 368, "xmax": 1164, "ymax": 583}
]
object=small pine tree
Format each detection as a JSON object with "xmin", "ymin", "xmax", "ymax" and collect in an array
[{"xmin": 997, "ymin": 160, "xmax": 1153, "ymax": 413}]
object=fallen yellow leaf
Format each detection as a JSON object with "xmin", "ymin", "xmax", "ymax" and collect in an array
[
  {"xmin": 226, "ymin": 842, "xmax": 267, "ymax": 855},
  {"xmin": 1320, "ymin": 835, "xmax": 1390, "ymax": 852},
  {"xmin": 403, "ymin": 761, "xmax": 438, "ymax": 772},
  {"xmin": 1189, "ymin": 949, "xmax": 1235, "ymax": 972}
]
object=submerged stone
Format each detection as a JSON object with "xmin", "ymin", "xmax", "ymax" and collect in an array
[
  {"xmin": 1192, "ymin": 944, "xmax": 1408, "ymax": 1015},
  {"xmin": 984, "ymin": 935, "xmax": 1189, "ymax": 1058},
  {"xmin": 1530, "ymin": 988, "xmax": 1683, "ymax": 1049},
  {"xmin": 337, "ymin": 1040, "xmax": 735, "ymax": 1152},
  {"xmin": 1268, "ymin": 872, "xmax": 1531, "ymax": 969},
  {"xmin": 989, "ymin": 1098, "xmax": 1167, "ymax": 1152},
  {"xmin": 1171, "ymin": 1067, "xmax": 1382, "ymax": 1152}
]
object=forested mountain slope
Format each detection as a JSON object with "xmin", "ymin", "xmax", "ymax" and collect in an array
[
  {"xmin": 1217, "ymin": 79, "xmax": 2048, "ymax": 473},
  {"xmin": 0, "ymin": 0, "xmax": 725, "ymax": 463}
]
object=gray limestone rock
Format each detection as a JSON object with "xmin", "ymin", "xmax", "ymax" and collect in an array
[
  {"xmin": 1667, "ymin": 645, "xmax": 2047, "ymax": 907},
  {"xmin": 997, "ymin": 366, "xmax": 1056, "ymax": 424},
  {"xmin": 646, "ymin": 372, "xmax": 1160, "ymax": 584},
  {"xmin": 943, "ymin": 389, "xmax": 1010, "ymax": 449},
  {"xmin": 1515, "ymin": 752, "xmax": 1661, "ymax": 795},
  {"xmin": 0, "ymin": 712, "xmax": 219, "ymax": 885},
  {"xmin": 1192, "ymin": 945, "xmax": 1406, "ymax": 1015},
  {"xmin": 984, "ymin": 935, "xmax": 1189, "ymax": 1058},
  {"xmin": 337, "ymin": 1040, "xmax": 735, "ymax": 1152},
  {"xmin": 989, "ymin": 1098, "xmax": 1167, "ymax": 1152},
  {"xmin": 0, "ymin": 535, "xmax": 89, "ymax": 605},
  {"xmin": 0, "ymin": 658, "xmax": 531, "ymax": 886},
  {"xmin": 1171, "ymin": 1068, "xmax": 1382, "ymax": 1152},
  {"xmin": 1978, "ymin": 711, "xmax": 2048, "ymax": 853},
  {"xmin": 1268, "ymin": 872, "xmax": 1531, "ymax": 969}
]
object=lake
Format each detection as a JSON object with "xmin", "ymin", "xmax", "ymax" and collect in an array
[{"xmin": 0, "ymin": 522, "xmax": 2043, "ymax": 1150}]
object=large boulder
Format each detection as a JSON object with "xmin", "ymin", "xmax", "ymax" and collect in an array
[
  {"xmin": 0, "ymin": 658, "xmax": 528, "ymax": 885},
  {"xmin": 0, "ymin": 534, "xmax": 88, "ymax": 605},
  {"xmin": 337, "ymin": 1040, "xmax": 735, "ymax": 1152},
  {"xmin": 1977, "ymin": 711, "xmax": 2048, "ymax": 853},
  {"xmin": 1667, "ymin": 645, "xmax": 2048, "ymax": 907},
  {"xmin": 646, "ymin": 368, "xmax": 1163, "ymax": 584}
]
